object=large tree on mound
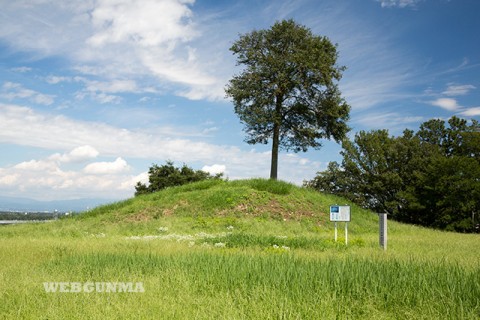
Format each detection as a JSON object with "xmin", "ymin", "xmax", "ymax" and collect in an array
[{"xmin": 225, "ymin": 19, "xmax": 350, "ymax": 180}]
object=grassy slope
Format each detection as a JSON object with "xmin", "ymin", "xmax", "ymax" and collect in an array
[{"xmin": 1, "ymin": 179, "xmax": 479, "ymax": 319}]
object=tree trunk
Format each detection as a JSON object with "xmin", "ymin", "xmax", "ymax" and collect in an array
[
  {"xmin": 270, "ymin": 96, "xmax": 282, "ymax": 180},
  {"xmin": 270, "ymin": 122, "xmax": 280, "ymax": 180}
]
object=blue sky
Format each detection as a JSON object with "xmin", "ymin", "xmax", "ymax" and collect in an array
[{"xmin": 0, "ymin": 0, "xmax": 479, "ymax": 201}]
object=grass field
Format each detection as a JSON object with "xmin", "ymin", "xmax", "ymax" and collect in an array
[{"xmin": 1, "ymin": 179, "xmax": 479, "ymax": 319}]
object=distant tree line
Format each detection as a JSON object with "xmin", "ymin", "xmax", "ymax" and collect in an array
[
  {"xmin": 0, "ymin": 211, "xmax": 64, "ymax": 221},
  {"xmin": 135, "ymin": 161, "xmax": 223, "ymax": 196},
  {"xmin": 305, "ymin": 116, "xmax": 480, "ymax": 232}
]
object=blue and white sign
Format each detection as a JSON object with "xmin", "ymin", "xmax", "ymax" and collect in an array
[{"xmin": 329, "ymin": 205, "xmax": 351, "ymax": 222}]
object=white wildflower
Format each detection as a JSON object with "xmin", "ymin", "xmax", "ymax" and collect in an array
[
  {"xmin": 196, "ymin": 232, "xmax": 214, "ymax": 238},
  {"xmin": 214, "ymin": 242, "xmax": 226, "ymax": 248},
  {"xmin": 158, "ymin": 227, "xmax": 169, "ymax": 233},
  {"xmin": 125, "ymin": 232, "xmax": 229, "ymax": 242},
  {"xmin": 142, "ymin": 235, "xmax": 159, "ymax": 240},
  {"xmin": 226, "ymin": 225, "xmax": 234, "ymax": 231}
]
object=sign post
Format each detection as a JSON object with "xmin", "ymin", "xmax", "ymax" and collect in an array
[
  {"xmin": 334, "ymin": 222, "xmax": 338, "ymax": 242},
  {"xmin": 379, "ymin": 213, "xmax": 387, "ymax": 250},
  {"xmin": 345, "ymin": 222, "xmax": 348, "ymax": 245},
  {"xmin": 330, "ymin": 205, "xmax": 351, "ymax": 245}
]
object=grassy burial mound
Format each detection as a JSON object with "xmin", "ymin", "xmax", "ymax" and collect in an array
[{"xmin": 1, "ymin": 179, "xmax": 479, "ymax": 319}]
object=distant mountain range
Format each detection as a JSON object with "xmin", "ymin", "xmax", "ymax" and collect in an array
[{"xmin": 0, "ymin": 196, "xmax": 121, "ymax": 212}]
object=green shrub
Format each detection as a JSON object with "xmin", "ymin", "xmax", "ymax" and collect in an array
[{"xmin": 135, "ymin": 161, "xmax": 223, "ymax": 196}]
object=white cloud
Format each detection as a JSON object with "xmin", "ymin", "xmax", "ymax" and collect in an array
[
  {"xmin": 1, "ymin": 82, "xmax": 55, "ymax": 105},
  {"xmin": 429, "ymin": 98, "xmax": 461, "ymax": 111},
  {"xmin": 49, "ymin": 145, "xmax": 99, "ymax": 163},
  {"xmin": 0, "ymin": 0, "xmax": 226, "ymax": 101},
  {"xmin": 354, "ymin": 111, "xmax": 424, "ymax": 132},
  {"xmin": 0, "ymin": 0, "xmax": 420, "ymax": 105},
  {"xmin": 376, "ymin": 0, "xmax": 422, "ymax": 8},
  {"xmin": 0, "ymin": 103, "xmax": 237, "ymax": 163},
  {"xmin": 14, "ymin": 159, "xmax": 58, "ymax": 171},
  {"xmin": 202, "ymin": 164, "xmax": 226, "ymax": 175},
  {"xmin": 442, "ymin": 84, "xmax": 476, "ymax": 96},
  {"xmin": 83, "ymin": 0, "xmax": 224, "ymax": 100},
  {"xmin": 87, "ymin": 0, "xmax": 196, "ymax": 47},
  {"xmin": 67, "ymin": 145, "xmax": 100, "ymax": 162},
  {"xmin": 120, "ymin": 172, "xmax": 148, "ymax": 191},
  {"xmin": 0, "ymin": 2, "xmax": 96, "ymax": 78},
  {"xmin": 299, "ymin": 158, "xmax": 309, "ymax": 166},
  {"xmin": 70, "ymin": 77, "xmax": 141, "ymax": 104},
  {"xmin": 458, "ymin": 107, "xmax": 480, "ymax": 117},
  {"xmin": 0, "ymin": 103, "xmax": 324, "ymax": 199},
  {"xmin": 75, "ymin": 91, "xmax": 123, "ymax": 104},
  {"xmin": 0, "ymin": 151, "xmax": 140, "ymax": 200},
  {"xmin": 46, "ymin": 76, "xmax": 73, "ymax": 84},
  {"xmin": 83, "ymin": 79, "xmax": 138, "ymax": 94},
  {"xmin": 10, "ymin": 66, "xmax": 32, "ymax": 73},
  {"xmin": 202, "ymin": 127, "xmax": 219, "ymax": 135},
  {"xmin": 84, "ymin": 157, "xmax": 130, "ymax": 174},
  {"xmin": 0, "ymin": 173, "xmax": 19, "ymax": 186}
]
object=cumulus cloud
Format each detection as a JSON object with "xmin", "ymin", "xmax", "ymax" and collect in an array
[
  {"xmin": 67, "ymin": 145, "xmax": 99, "ymax": 161},
  {"xmin": 202, "ymin": 164, "xmax": 226, "ymax": 175},
  {"xmin": 87, "ymin": 0, "xmax": 197, "ymax": 47},
  {"xmin": 84, "ymin": 157, "xmax": 130, "ymax": 174},
  {"xmin": 0, "ymin": 152, "xmax": 139, "ymax": 200},
  {"xmin": 49, "ymin": 145, "xmax": 100, "ymax": 163},
  {"xmin": 83, "ymin": 0, "xmax": 219, "ymax": 91},
  {"xmin": 14, "ymin": 159, "xmax": 58, "ymax": 171},
  {"xmin": 0, "ymin": 173, "xmax": 19, "ymax": 186},
  {"xmin": 120, "ymin": 172, "xmax": 149, "ymax": 191},
  {"xmin": 67, "ymin": 0, "xmax": 221, "ymax": 99}
]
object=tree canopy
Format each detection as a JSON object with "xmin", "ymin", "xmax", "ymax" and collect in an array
[
  {"xmin": 135, "ymin": 161, "xmax": 222, "ymax": 196},
  {"xmin": 305, "ymin": 116, "xmax": 480, "ymax": 232},
  {"xmin": 225, "ymin": 19, "xmax": 350, "ymax": 179}
]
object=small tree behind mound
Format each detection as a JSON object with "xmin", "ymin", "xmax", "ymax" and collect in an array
[{"xmin": 135, "ymin": 161, "xmax": 222, "ymax": 196}]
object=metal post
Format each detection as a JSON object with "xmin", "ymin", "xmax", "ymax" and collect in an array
[
  {"xmin": 334, "ymin": 222, "xmax": 338, "ymax": 242},
  {"xmin": 345, "ymin": 222, "xmax": 348, "ymax": 245},
  {"xmin": 379, "ymin": 213, "xmax": 387, "ymax": 250}
]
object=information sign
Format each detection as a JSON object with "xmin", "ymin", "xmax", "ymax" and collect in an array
[{"xmin": 329, "ymin": 205, "xmax": 351, "ymax": 222}]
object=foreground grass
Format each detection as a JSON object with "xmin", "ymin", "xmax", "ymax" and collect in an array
[{"xmin": 1, "ymin": 179, "xmax": 479, "ymax": 319}]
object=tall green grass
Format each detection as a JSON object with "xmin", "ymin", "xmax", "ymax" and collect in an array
[
  {"xmin": 1, "ymin": 238, "xmax": 478, "ymax": 319},
  {"xmin": 1, "ymin": 179, "xmax": 479, "ymax": 319}
]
